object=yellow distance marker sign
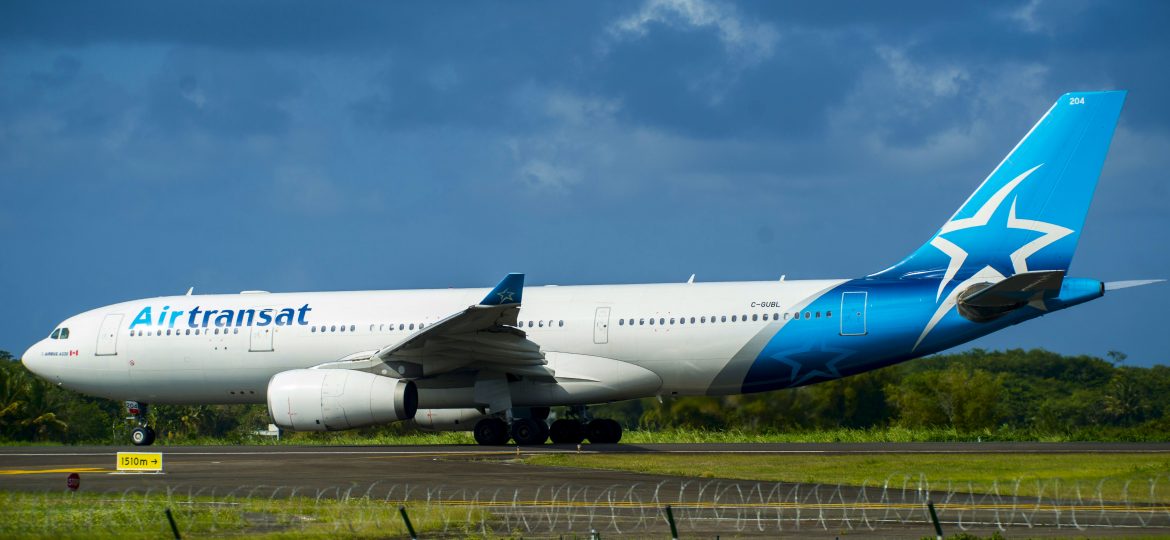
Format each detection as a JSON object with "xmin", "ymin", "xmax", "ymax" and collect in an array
[{"xmin": 116, "ymin": 452, "xmax": 163, "ymax": 473}]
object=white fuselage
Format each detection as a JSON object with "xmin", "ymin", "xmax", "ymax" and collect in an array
[{"xmin": 23, "ymin": 279, "xmax": 845, "ymax": 408}]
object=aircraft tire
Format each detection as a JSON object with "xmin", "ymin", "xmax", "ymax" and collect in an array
[
  {"xmin": 131, "ymin": 427, "xmax": 155, "ymax": 446},
  {"xmin": 586, "ymin": 419, "xmax": 622, "ymax": 444},
  {"xmin": 549, "ymin": 419, "xmax": 586, "ymax": 444},
  {"xmin": 473, "ymin": 418, "xmax": 510, "ymax": 446},
  {"xmin": 510, "ymin": 418, "xmax": 548, "ymax": 445}
]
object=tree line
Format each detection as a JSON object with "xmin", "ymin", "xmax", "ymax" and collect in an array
[{"xmin": 2, "ymin": 348, "xmax": 1168, "ymax": 444}]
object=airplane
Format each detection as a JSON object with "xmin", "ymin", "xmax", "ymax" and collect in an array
[{"xmin": 20, "ymin": 90, "xmax": 1162, "ymax": 447}]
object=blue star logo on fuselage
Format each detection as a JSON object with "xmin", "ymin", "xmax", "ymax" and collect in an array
[{"xmin": 768, "ymin": 342, "xmax": 855, "ymax": 387}]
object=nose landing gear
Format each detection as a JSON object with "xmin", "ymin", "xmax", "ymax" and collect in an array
[{"xmin": 125, "ymin": 401, "xmax": 156, "ymax": 446}]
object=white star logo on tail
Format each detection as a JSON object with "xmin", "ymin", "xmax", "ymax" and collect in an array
[
  {"xmin": 914, "ymin": 164, "xmax": 1073, "ymax": 350},
  {"xmin": 496, "ymin": 289, "xmax": 515, "ymax": 303}
]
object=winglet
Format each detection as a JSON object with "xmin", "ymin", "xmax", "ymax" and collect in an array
[{"xmin": 480, "ymin": 273, "xmax": 524, "ymax": 305}]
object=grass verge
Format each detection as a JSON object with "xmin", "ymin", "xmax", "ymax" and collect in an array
[
  {"xmin": 0, "ymin": 490, "xmax": 482, "ymax": 539},
  {"xmin": 524, "ymin": 452, "xmax": 1170, "ymax": 502},
  {"xmin": 8, "ymin": 426, "xmax": 1170, "ymax": 446}
]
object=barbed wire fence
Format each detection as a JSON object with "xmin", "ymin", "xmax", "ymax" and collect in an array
[{"xmin": 9, "ymin": 474, "xmax": 1170, "ymax": 537}]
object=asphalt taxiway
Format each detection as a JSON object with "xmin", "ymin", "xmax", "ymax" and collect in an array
[
  {"xmin": 4, "ymin": 443, "xmax": 1170, "ymax": 537},
  {"xmin": 3, "ymin": 442, "xmax": 1170, "ymax": 493}
]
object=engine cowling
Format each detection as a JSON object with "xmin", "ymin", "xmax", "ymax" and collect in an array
[{"xmin": 267, "ymin": 369, "xmax": 418, "ymax": 431}]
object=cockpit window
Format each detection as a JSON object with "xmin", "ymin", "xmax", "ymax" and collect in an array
[
  {"xmin": 50, "ymin": 328, "xmax": 60, "ymax": 339},
  {"xmin": 59, "ymin": 328, "xmax": 69, "ymax": 339}
]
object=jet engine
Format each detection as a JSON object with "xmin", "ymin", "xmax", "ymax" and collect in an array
[{"xmin": 267, "ymin": 369, "xmax": 417, "ymax": 431}]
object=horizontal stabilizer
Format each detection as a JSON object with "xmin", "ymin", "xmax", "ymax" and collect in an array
[
  {"xmin": 1105, "ymin": 279, "xmax": 1166, "ymax": 291},
  {"xmin": 957, "ymin": 270, "xmax": 1064, "ymax": 322},
  {"xmin": 961, "ymin": 270, "xmax": 1065, "ymax": 308}
]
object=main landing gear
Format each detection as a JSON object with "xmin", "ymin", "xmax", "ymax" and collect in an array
[
  {"xmin": 125, "ymin": 401, "xmax": 156, "ymax": 446},
  {"xmin": 471, "ymin": 406, "xmax": 622, "ymax": 446}
]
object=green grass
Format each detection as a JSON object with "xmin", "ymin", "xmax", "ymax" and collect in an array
[
  {"xmin": 525, "ymin": 452, "xmax": 1170, "ymax": 502},
  {"xmin": 618, "ymin": 426, "xmax": 986, "ymax": 444},
  {"xmin": 617, "ymin": 426, "xmax": 1170, "ymax": 443},
  {"xmin": 7, "ymin": 425, "xmax": 1170, "ymax": 446},
  {"xmin": 0, "ymin": 490, "xmax": 483, "ymax": 539}
]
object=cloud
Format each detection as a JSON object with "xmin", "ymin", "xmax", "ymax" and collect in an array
[
  {"xmin": 877, "ymin": 46, "xmax": 968, "ymax": 99},
  {"xmin": 608, "ymin": 0, "xmax": 779, "ymax": 66},
  {"xmin": 1007, "ymin": 0, "xmax": 1046, "ymax": 33},
  {"xmin": 603, "ymin": 0, "xmax": 781, "ymax": 106}
]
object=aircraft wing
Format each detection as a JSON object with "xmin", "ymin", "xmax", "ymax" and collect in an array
[{"xmin": 366, "ymin": 273, "xmax": 551, "ymax": 380}]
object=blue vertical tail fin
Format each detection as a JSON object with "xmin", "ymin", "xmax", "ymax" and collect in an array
[{"xmin": 870, "ymin": 91, "xmax": 1126, "ymax": 298}]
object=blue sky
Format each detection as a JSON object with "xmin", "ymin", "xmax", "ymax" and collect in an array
[{"xmin": 2, "ymin": 1, "xmax": 1168, "ymax": 364}]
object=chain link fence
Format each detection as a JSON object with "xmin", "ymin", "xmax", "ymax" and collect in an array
[{"xmin": 7, "ymin": 475, "xmax": 1170, "ymax": 537}]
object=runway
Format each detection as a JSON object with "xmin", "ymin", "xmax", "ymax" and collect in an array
[
  {"xmin": 4, "ymin": 441, "xmax": 1170, "ymax": 491},
  {"xmin": 4, "ymin": 443, "xmax": 1170, "ymax": 537}
]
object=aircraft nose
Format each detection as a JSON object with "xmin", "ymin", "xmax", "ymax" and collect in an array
[{"xmin": 21, "ymin": 342, "xmax": 44, "ymax": 376}]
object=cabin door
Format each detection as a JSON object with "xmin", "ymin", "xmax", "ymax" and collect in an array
[
  {"xmin": 95, "ymin": 314, "xmax": 123, "ymax": 356},
  {"xmin": 593, "ymin": 307, "xmax": 611, "ymax": 344}
]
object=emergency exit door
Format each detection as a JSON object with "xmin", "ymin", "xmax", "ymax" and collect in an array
[
  {"xmin": 250, "ymin": 308, "xmax": 275, "ymax": 352},
  {"xmin": 840, "ymin": 292, "xmax": 868, "ymax": 336}
]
